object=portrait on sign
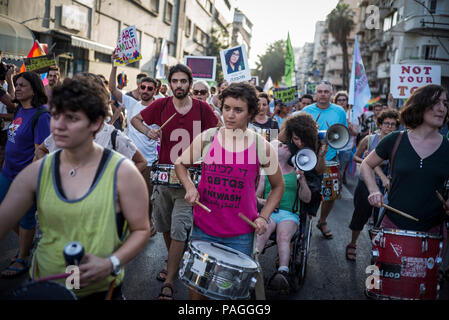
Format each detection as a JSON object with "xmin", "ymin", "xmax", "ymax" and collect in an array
[{"xmin": 220, "ymin": 44, "xmax": 251, "ymax": 84}]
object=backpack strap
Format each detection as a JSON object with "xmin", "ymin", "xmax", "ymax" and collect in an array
[
  {"xmin": 111, "ymin": 129, "xmax": 119, "ymax": 151},
  {"xmin": 388, "ymin": 131, "xmax": 404, "ymax": 180},
  {"xmin": 32, "ymin": 107, "xmax": 50, "ymax": 135}
]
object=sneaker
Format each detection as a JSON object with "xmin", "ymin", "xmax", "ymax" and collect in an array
[{"xmin": 268, "ymin": 271, "xmax": 290, "ymax": 294}]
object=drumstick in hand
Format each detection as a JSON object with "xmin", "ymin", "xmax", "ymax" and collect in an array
[
  {"xmin": 195, "ymin": 200, "xmax": 211, "ymax": 213},
  {"xmin": 435, "ymin": 190, "xmax": 449, "ymax": 213},
  {"xmin": 382, "ymin": 204, "xmax": 419, "ymax": 222},
  {"xmin": 158, "ymin": 113, "xmax": 177, "ymax": 132},
  {"xmin": 238, "ymin": 213, "xmax": 257, "ymax": 229}
]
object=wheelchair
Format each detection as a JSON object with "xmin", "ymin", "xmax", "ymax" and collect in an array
[{"xmin": 260, "ymin": 207, "xmax": 312, "ymax": 294}]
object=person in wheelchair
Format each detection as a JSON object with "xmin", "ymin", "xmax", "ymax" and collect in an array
[{"xmin": 256, "ymin": 112, "xmax": 323, "ymax": 293}]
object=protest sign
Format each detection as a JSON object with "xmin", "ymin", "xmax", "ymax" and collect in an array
[
  {"xmin": 220, "ymin": 44, "xmax": 251, "ymax": 83},
  {"xmin": 305, "ymin": 82, "xmax": 318, "ymax": 94},
  {"xmin": 250, "ymin": 76, "xmax": 259, "ymax": 86},
  {"xmin": 24, "ymin": 54, "xmax": 56, "ymax": 73},
  {"xmin": 390, "ymin": 64, "xmax": 441, "ymax": 98},
  {"xmin": 185, "ymin": 56, "xmax": 217, "ymax": 81},
  {"xmin": 114, "ymin": 25, "xmax": 142, "ymax": 66},
  {"xmin": 274, "ymin": 86, "xmax": 299, "ymax": 106}
]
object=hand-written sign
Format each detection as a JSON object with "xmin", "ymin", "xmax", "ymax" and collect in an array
[
  {"xmin": 114, "ymin": 25, "xmax": 142, "ymax": 66},
  {"xmin": 24, "ymin": 54, "xmax": 56, "ymax": 73},
  {"xmin": 274, "ymin": 86, "xmax": 299, "ymax": 106},
  {"xmin": 390, "ymin": 64, "xmax": 441, "ymax": 98}
]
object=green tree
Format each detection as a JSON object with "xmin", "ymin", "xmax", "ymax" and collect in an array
[
  {"xmin": 326, "ymin": 3, "xmax": 354, "ymax": 90},
  {"xmin": 206, "ymin": 25, "xmax": 231, "ymax": 82},
  {"xmin": 255, "ymin": 40, "xmax": 286, "ymax": 87}
]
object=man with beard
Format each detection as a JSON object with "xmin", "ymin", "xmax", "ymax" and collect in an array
[
  {"xmin": 131, "ymin": 64, "xmax": 219, "ymax": 300},
  {"xmin": 109, "ymin": 52, "xmax": 158, "ymax": 238},
  {"xmin": 45, "ymin": 66, "xmax": 61, "ymax": 102}
]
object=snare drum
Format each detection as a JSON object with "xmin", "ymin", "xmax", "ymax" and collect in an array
[
  {"xmin": 367, "ymin": 228, "xmax": 444, "ymax": 300},
  {"xmin": 321, "ymin": 161, "xmax": 340, "ymax": 201},
  {"xmin": 7, "ymin": 281, "xmax": 78, "ymax": 300},
  {"xmin": 179, "ymin": 240, "xmax": 260, "ymax": 300},
  {"xmin": 150, "ymin": 164, "xmax": 201, "ymax": 188}
]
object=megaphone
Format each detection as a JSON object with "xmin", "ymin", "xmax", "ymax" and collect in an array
[
  {"xmin": 318, "ymin": 123, "xmax": 350, "ymax": 150},
  {"xmin": 290, "ymin": 148, "xmax": 317, "ymax": 171}
]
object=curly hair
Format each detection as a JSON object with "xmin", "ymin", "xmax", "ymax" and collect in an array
[
  {"xmin": 50, "ymin": 76, "xmax": 108, "ymax": 124},
  {"xmin": 220, "ymin": 82, "xmax": 259, "ymax": 121},
  {"xmin": 377, "ymin": 109, "xmax": 400, "ymax": 127},
  {"xmin": 400, "ymin": 84, "xmax": 448, "ymax": 129},
  {"xmin": 280, "ymin": 112, "xmax": 319, "ymax": 152},
  {"xmin": 13, "ymin": 71, "xmax": 48, "ymax": 108}
]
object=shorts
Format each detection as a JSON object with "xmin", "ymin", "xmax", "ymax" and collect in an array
[
  {"xmin": 0, "ymin": 172, "xmax": 36, "ymax": 229},
  {"xmin": 270, "ymin": 209, "xmax": 299, "ymax": 225},
  {"xmin": 151, "ymin": 185, "xmax": 192, "ymax": 241},
  {"xmin": 191, "ymin": 225, "xmax": 254, "ymax": 257}
]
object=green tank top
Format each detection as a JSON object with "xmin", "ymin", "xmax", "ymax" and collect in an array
[
  {"xmin": 30, "ymin": 149, "xmax": 127, "ymax": 298},
  {"xmin": 264, "ymin": 170, "xmax": 299, "ymax": 214}
]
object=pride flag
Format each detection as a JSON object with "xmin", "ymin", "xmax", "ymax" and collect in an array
[
  {"xmin": 20, "ymin": 40, "xmax": 47, "ymax": 73},
  {"xmin": 367, "ymin": 96, "xmax": 381, "ymax": 105}
]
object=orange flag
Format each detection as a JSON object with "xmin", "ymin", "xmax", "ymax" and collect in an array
[{"xmin": 20, "ymin": 40, "xmax": 47, "ymax": 73}]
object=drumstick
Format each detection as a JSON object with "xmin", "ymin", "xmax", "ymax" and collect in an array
[
  {"xmin": 435, "ymin": 190, "xmax": 449, "ymax": 212},
  {"xmin": 158, "ymin": 113, "xmax": 176, "ymax": 131},
  {"xmin": 238, "ymin": 213, "xmax": 257, "ymax": 229},
  {"xmin": 195, "ymin": 200, "xmax": 211, "ymax": 213},
  {"xmin": 382, "ymin": 204, "xmax": 419, "ymax": 222}
]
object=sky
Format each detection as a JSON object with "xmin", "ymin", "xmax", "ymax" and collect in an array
[{"xmin": 234, "ymin": 0, "xmax": 340, "ymax": 69}]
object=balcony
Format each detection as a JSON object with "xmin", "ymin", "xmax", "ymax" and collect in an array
[
  {"xmin": 377, "ymin": 61, "xmax": 390, "ymax": 79},
  {"xmin": 403, "ymin": 14, "xmax": 449, "ymax": 33},
  {"xmin": 400, "ymin": 58, "xmax": 449, "ymax": 77}
]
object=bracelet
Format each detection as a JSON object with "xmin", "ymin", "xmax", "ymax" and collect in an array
[{"xmin": 257, "ymin": 216, "xmax": 270, "ymax": 224}]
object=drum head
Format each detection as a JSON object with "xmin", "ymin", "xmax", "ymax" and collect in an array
[
  {"xmin": 191, "ymin": 240, "xmax": 258, "ymax": 269},
  {"xmin": 6, "ymin": 281, "xmax": 77, "ymax": 300}
]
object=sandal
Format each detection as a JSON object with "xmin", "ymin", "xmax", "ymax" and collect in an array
[
  {"xmin": 158, "ymin": 283, "xmax": 174, "ymax": 300},
  {"xmin": 156, "ymin": 269, "xmax": 168, "ymax": 282},
  {"xmin": 1, "ymin": 258, "xmax": 29, "ymax": 279},
  {"xmin": 346, "ymin": 243, "xmax": 356, "ymax": 261},
  {"xmin": 316, "ymin": 222, "xmax": 333, "ymax": 239}
]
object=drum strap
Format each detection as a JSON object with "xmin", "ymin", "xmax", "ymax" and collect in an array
[{"xmin": 387, "ymin": 130, "xmax": 404, "ymax": 180}]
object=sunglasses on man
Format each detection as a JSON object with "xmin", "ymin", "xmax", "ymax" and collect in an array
[
  {"xmin": 140, "ymin": 85, "xmax": 155, "ymax": 91},
  {"xmin": 193, "ymin": 89, "xmax": 208, "ymax": 95}
]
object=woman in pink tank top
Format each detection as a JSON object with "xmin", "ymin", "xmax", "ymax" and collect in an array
[{"xmin": 175, "ymin": 82, "xmax": 284, "ymax": 300}]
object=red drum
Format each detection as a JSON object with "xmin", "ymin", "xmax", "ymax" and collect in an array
[
  {"xmin": 367, "ymin": 228, "xmax": 444, "ymax": 300},
  {"xmin": 321, "ymin": 161, "xmax": 340, "ymax": 201}
]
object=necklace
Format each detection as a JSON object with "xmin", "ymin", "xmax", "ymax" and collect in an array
[{"xmin": 65, "ymin": 151, "xmax": 95, "ymax": 177}]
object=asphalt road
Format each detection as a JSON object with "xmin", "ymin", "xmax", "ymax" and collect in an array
[{"xmin": 1, "ymin": 168, "xmax": 448, "ymax": 300}]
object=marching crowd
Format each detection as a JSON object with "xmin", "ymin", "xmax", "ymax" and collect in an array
[{"xmin": 0, "ymin": 49, "xmax": 448, "ymax": 300}]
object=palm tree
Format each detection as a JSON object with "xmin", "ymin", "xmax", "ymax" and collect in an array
[{"xmin": 326, "ymin": 2, "xmax": 354, "ymax": 90}]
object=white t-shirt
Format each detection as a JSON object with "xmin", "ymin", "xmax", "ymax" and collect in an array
[
  {"xmin": 0, "ymin": 82, "xmax": 11, "ymax": 131},
  {"xmin": 121, "ymin": 94, "xmax": 158, "ymax": 166},
  {"xmin": 44, "ymin": 123, "xmax": 137, "ymax": 160}
]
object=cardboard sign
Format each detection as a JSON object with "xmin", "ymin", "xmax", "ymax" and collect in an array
[
  {"xmin": 390, "ymin": 64, "xmax": 441, "ymax": 98},
  {"xmin": 114, "ymin": 25, "xmax": 142, "ymax": 66},
  {"xmin": 274, "ymin": 86, "xmax": 299, "ymax": 106},
  {"xmin": 24, "ymin": 54, "xmax": 57, "ymax": 73},
  {"xmin": 249, "ymin": 76, "xmax": 259, "ymax": 86},
  {"xmin": 185, "ymin": 56, "xmax": 217, "ymax": 81},
  {"xmin": 220, "ymin": 44, "xmax": 251, "ymax": 84}
]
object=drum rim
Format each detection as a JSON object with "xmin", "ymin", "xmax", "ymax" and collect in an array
[
  {"xmin": 371, "ymin": 227, "xmax": 443, "ymax": 239},
  {"xmin": 188, "ymin": 240, "xmax": 259, "ymax": 271},
  {"xmin": 180, "ymin": 278, "xmax": 251, "ymax": 300}
]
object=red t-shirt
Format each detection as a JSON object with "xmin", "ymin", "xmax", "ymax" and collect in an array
[{"xmin": 140, "ymin": 97, "xmax": 218, "ymax": 164}]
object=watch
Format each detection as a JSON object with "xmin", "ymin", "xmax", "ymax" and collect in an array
[{"xmin": 109, "ymin": 255, "xmax": 122, "ymax": 276}]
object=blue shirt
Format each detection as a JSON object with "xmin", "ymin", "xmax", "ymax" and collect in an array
[
  {"xmin": 3, "ymin": 106, "xmax": 51, "ymax": 180},
  {"xmin": 300, "ymin": 103, "xmax": 348, "ymax": 161}
]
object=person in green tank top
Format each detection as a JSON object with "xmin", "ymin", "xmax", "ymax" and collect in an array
[{"xmin": 0, "ymin": 75, "xmax": 150, "ymax": 299}]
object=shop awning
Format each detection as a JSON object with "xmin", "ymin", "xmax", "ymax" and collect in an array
[
  {"xmin": 0, "ymin": 15, "xmax": 35, "ymax": 59},
  {"xmin": 71, "ymin": 35, "xmax": 115, "ymax": 55}
]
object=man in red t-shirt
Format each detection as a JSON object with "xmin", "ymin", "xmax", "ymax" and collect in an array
[{"xmin": 131, "ymin": 64, "xmax": 219, "ymax": 299}]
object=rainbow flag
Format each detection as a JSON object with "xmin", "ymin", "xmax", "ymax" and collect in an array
[
  {"xmin": 367, "ymin": 96, "xmax": 381, "ymax": 105},
  {"xmin": 20, "ymin": 40, "xmax": 47, "ymax": 73}
]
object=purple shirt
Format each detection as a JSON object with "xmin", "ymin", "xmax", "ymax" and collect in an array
[{"xmin": 3, "ymin": 106, "xmax": 51, "ymax": 181}]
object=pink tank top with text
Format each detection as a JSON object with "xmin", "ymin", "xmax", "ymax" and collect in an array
[{"xmin": 194, "ymin": 132, "xmax": 260, "ymax": 237}]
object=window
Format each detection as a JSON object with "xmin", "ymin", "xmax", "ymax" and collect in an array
[
  {"xmin": 185, "ymin": 18, "xmax": 192, "ymax": 37},
  {"xmin": 193, "ymin": 26, "xmax": 208, "ymax": 46},
  {"xmin": 164, "ymin": 1, "xmax": 173, "ymax": 24},
  {"xmin": 94, "ymin": 51, "xmax": 111, "ymax": 64},
  {"xmin": 151, "ymin": 0, "xmax": 159, "ymax": 12},
  {"xmin": 423, "ymin": 45, "xmax": 438, "ymax": 60},
  {"xmin": 428, "ymin": 0, "xmax": 437, "ymax": 13}
]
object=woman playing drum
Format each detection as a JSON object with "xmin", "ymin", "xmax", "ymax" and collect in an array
[
  {"xmin": 361, "ymin": 84, "xmax": 449, "ymax": 235},
  {"xmin": 175, "ymin": 82, "xmax": 284, "ymax": 300}
]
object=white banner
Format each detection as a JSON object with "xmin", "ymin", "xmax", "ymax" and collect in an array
[{"xmin": 390, "ymin": 64, "xmax": 441, "ymax": 99}]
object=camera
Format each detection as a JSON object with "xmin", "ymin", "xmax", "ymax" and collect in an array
[{"xmin": 0, "ymin": 62, "xmax": 13, "ymax": 81}]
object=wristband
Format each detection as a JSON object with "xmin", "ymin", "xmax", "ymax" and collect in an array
[{"xmin": 257, "ymin": 216, "xmax": 270, "ymax": 224}]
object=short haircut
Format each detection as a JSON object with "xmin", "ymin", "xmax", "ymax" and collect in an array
[
  {"xmin": 193, "ymin": 80, "xmax": 210, "ymax": 91},
  {"xmin": 400, "ymin": 84, "xmax": 448, "ymax": 129},
  {"xmin": 377, "ymin": 109, "xmax": 400, "ymax": 127},
  {"xmin": 220, "ymin": 82, "xmax": 259, "ymax": 121},
  {"xmin": 13, "ymin": 71, "xmax": 48, "ymax": 108},
  {"xmin": 258, "ymin": 92, "xmax": 270, "ymax": 103},
  {"xmin": 300, "ymin": 94, "xmax": 313, "ymax": 102},
  {"xmin": 317, "ymin": 80, "xmax": 333, "ymax": 93},
  {"xmin": 48, "ymin": 65, "xmax": 60, "ymax": 74},
  {"xmin": 255, "ymin": 85, "xmax": 263, "ymax": 93},
  {"xmin": 50, "ymin": 75, "xmax": 108, "ymax": 124},
  {"xmin": 139, "ymin": 77, "xmax": 157, "ymax": 88},
  {"xmin": 168, "ymin": 64, "xmax": 193, "ymax": 85},
  {"xmin": 136, "ymin": 72, "xmax": 149, "ymax": 84}
]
